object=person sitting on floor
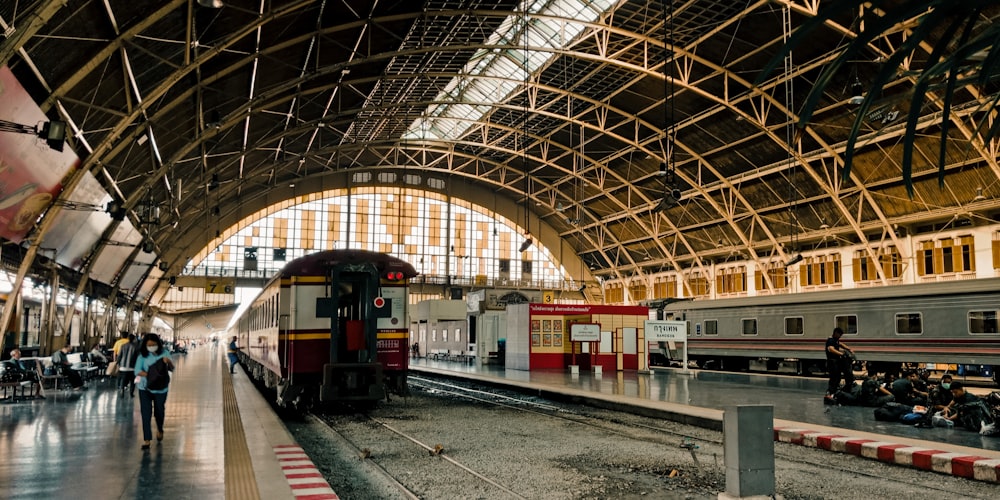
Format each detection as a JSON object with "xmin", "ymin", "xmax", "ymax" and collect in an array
[
  {"xmin": 940, "ymin": 382, "xmax": 994, "ymax": 431},
  {"xmin": 927, "ymin": 374, "xmax": 954, "ymax": 412},
  {"xmin": 857, "ymin": 374, "xmax": 895, "ymax": 407},
  {"xmin": 889, "ymin": 370, "xmax": 927, "ymax": 406},
  {"xmin": 51, "ymin": 344, "xmax": 86, "ymax": 391}
]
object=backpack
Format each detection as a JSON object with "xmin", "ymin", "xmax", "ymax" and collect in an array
[
  {"xmin": 146, "ymin": 359, "xmax": 170, "ymax": 390},
  {"xmin": 874, "ymin": 402, "xmax": 912, "ymax": 422},
  {"xmin": 956, "ymin": 400, "xmax": 994, "ymax": 431}
]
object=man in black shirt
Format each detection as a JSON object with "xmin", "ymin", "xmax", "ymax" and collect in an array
[
  {"xmin": 825, "ymin": 327, "xmax": 854, "ymax": 399},
  {"xmin": 890, "ymin": 370, "xmax": 928, "ymax": 406},
  {"xmin": 942, "ymin": 382, "xmax": 992, "ymax": 431}
]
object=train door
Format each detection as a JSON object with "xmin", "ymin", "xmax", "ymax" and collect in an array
[{"xmin": 317, "ymin": 263, "xmax": 385, "ymax": 403}]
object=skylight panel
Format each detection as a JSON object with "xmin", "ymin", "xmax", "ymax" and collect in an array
[{"xmin": 403, "ymin": 0, "xmax": 617, "ymax": 143}]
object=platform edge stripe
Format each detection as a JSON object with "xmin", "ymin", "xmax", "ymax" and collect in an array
[
  {"xmin": 775, "ymin": 428, "xmax": 810, "ymax": 444},
  {"xmin": 859, "ymin": 441, "xmax": 895, "ymax": 460},
  {"xmin": 875, "ymin": 444, "xmax": 909, "ymax": 462},
  {"xmin": 291, "ymin": 488, "xmax": 339, "ymax": 497},
  {"xmin": 815, "ymin": 435, "xmax": 845, "ymax": 450},
  {"xmin": 285, "ymin": 472, "xmax": 325, "ymax": 479},
  {"xmin": 912, "ymin": 450, "xmax": 948, "ymax": 470},
  {"xmin": 290, "ymin": 484, "xmax": 337, "ymax": 491},
  {"xmin": 951, "ymin": 456, "xmax": 990, "ymax": 479},
  {"xmin": 930, "ymin": 452, "xmax": 968, "ymax": 474},
  {"xmin": 280, "ymin": 460, "xmax": 317, "ymax": 467},
  {"xmin": 288, "ymin": 477, "xmax": 330, "ymax": 485},
  {"xmin": 273, "ymin": 446, "xmax": 338, "ymax": 499},
  {"xmin": 828, "ymin": 436, "xmax": 858, "ymax": 453},
  {"xmin": 292, "ymin": 494, "xmax": 340, "ymax": 500},
  {"xmin": 800, "ymin": 431, "xmax": 826, "ymax": 448},
  {"xmin": 972, "ymin": 459, "xmax": 1000, "ymax": 482},
  {"xmin": 844, "ymin": 439, "xmax": 874, "ymax": 456},
  {"xmin": 274, "ymin": 445, "xmax": 304, "ymax": 449}
]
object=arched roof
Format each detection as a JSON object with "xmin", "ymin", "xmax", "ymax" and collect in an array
[{"xmin": 2, "ymin": 0, "xmax": 999, "ymax": 309}]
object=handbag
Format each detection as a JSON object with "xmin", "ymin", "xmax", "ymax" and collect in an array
[{"xmin": 105, "ymin": 361, "xmax": 119, "ymax": 376}]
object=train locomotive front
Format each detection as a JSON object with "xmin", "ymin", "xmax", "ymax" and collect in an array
[{"xmin": 236, "ymin": 249, "xmax": 417, "ymax": 409}]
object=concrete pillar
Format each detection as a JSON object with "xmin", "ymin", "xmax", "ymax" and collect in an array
[{"xmin": 720, "ymin": 405, "xmax": 777, "ymax": 500}]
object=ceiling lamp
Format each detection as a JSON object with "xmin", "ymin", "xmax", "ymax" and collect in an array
[
  {"xmin": 519, "ymin": 236, "xmax": 533, "ymax": 253},
  {"xmin": 848, "ymin": 79, "xmax": 865, "ymax": 105},
  {"xmin": 519, "ymin": 9, "xmax": 533, "ymax": 254},
  {"xmin": 0, "ymin": 118, "xmax": 66, "ymax": 152},
  {"xmin": 198, "ymin": 0, "xmax": 224, "ymax": 8},
  {"xmin": 785, "ymin": 253, "xmax": 803, "ymax": 267}
]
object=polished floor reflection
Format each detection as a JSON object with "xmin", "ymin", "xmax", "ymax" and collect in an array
[{"xmin": 0, "ymin": 348, "xmax": 227, "ymax": 500}]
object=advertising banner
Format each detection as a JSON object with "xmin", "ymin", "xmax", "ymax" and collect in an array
[{"xmin": 0, "ymin": 66, "xmax": 79, "ymax": 242}]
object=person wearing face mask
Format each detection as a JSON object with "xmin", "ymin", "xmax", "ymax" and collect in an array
[
  {"xmin": 135, "ymin": 333, "xmax": 174, "ymax": 450},
  {"xmin": 928, "ymin": 374, "xmax": 954, "ymax": 412}
]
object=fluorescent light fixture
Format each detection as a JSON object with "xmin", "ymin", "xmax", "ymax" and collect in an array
[
  {"xmin": 785, "ymin": 253, "xmax": 803, "ymax": 267},
  {"xmin": 519, "ymin": 236, "xmax": 533, "ymax": 253}
]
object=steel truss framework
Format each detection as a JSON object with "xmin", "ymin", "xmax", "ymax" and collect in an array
[{"xmin": 0, "ymin": 0, "xmax": 997, "ymax": 312}]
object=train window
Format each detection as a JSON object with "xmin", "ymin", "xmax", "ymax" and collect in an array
[
  {"xmin": 834, "ymin": 315, "xmax": 858, "ymax": 335},
  {"xmin": 784, "ymin": 317, "xmax": 804, "ymax": 335},
  {"xmin": 969, "ymin": 310, "xmax": 1000, "ymax": 335},
  {"xmin": 895, "ymin": 313, "xmax": 923, "ymax": 335},
  {"xmin": 741, "ymin": 318, "xmax": 757, "ymax": 336},
  {"xmin": 704, "ymin": 320, "xmax": 718, "ymax": 335}
]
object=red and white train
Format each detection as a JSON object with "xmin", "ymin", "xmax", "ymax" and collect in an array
[{"xmin": 233, "ymin": 249, "xmax": 416, "ymax": 409}]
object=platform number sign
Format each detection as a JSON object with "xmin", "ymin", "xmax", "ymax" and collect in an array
[{"xmin": 205, "ymin": 278, "xmax": 236, "ymax": 295}]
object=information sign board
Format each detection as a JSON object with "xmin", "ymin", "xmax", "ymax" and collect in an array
[
  {"xmin": 644, "ymin": 320, "xmax": 688, "ymax": 341},
  {"xmin": 570, "ymin": 323, "xmax": 600, "ymax": 342}
]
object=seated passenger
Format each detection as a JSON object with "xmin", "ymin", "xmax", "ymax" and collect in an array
[
  {"xmin": 889, "ymin": 370, "xmax": 928, "ymax": 406},
  {"xmin": 89, "ymin": 345, "xmax": 109, "ymax": 369},
  {"xmin": 941, "ymin": 382, "xmax": 993, "ymax": 431},
  {"xmin": 927, "ymin": 374, "xmax": 954, "ymax": 412},
  {"xmin": 857, "ymin": 374, "xmax": 894, "ymax": 407},
  {"xmin": 51, "ymin": 344, "xmax": 86, "ymax": 390},
  {"xmin": 5, "ymin": 348, "xmax": 35, "ymax": 380}
]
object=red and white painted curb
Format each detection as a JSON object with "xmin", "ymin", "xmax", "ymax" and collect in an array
[
  {"xmin": 774, "ymin": 427, "xmax": 1000, "ymax": 483},
  {"xmin": 274, "ymin": 445, "xmax": 340, "ymax": 500}
]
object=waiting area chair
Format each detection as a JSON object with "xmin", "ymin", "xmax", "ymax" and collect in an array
[{"xmin": 35, "ymin": 360, "xmax": 67, "ymax": 391}]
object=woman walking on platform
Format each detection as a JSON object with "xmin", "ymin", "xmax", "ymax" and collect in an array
[{"xmin": 135, "ymin": 333, "xmax": 174, "ymax": 450}]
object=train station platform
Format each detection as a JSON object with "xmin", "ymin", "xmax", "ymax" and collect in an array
[
  {"xmin": 409, "ymin": 358, "xmax": 1000, "ymax": 483},
  {"xmin": 0, "ymin": 347, "xmax": 336, "ymax": 500}
]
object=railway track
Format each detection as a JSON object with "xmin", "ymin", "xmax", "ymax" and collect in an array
[
  {"xmin": 407, "ymin": 375, "xmax": 977, "ymax": 497},
  {"xmin": 313, "ymin": 406, "xmax": 528, "ymax": 499},
  {"xmin": 289, "ymin": 374, "xmax": 1000, "ymax": 499}
]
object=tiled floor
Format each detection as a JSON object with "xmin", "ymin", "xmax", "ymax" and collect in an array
[{"xmin": 0, "ymin": 348, "xmax": 227, "ymax": 499}]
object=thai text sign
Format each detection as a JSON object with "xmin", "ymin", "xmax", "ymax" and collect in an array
[{"xmin": 644, "ymin": 320, "xmax": 688, "ymax": 341}]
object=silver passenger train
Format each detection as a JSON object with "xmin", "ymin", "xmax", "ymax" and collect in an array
[{"xmin": 660, "ymin": 278, "xmax": 1000, "ymax": 384}]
